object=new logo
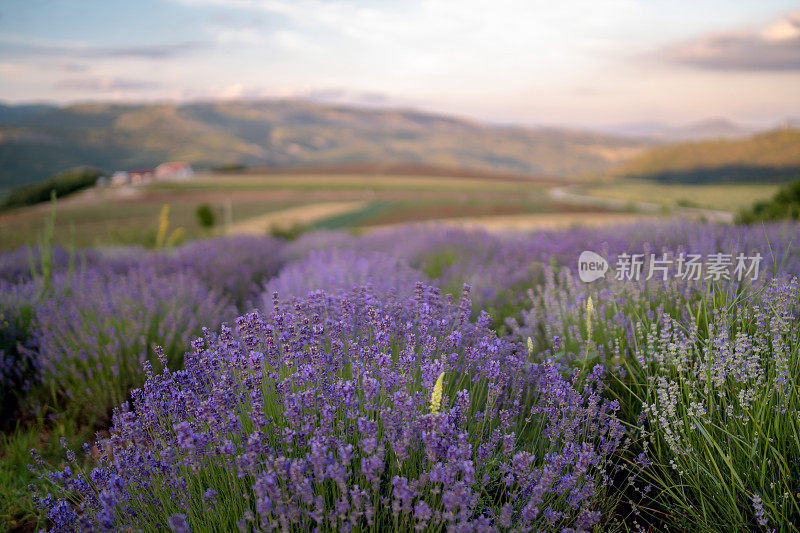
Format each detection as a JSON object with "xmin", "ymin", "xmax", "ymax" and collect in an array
[{"xmin": 578, "ymin": 251, "xmax": 609, "ymax": 282}]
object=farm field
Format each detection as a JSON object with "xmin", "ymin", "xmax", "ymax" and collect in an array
[
  {"xmin": 0, "ymin": 170, "xmax": 745, "ymax": 251},
  {"xmin": 2, "ymin": 217, "xmax": 800, "ymax": 532},
  {"xmin": 580, "ymin": 179, "xmax": 781, "ymax": 212},
  {"xmin": 0, "ymin": 171, "xmax": 594, "ymax": 250}
]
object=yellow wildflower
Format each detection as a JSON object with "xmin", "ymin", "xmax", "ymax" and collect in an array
[
  {"xmin": 586, "ymin": 296, "xmax": 594, "ymax": 341},
  {"xmin": 156, "ymin": 204, "xmax": 170, "ymax": 249},
  {"xmin": 430, "ymin": 372, "xmax": 445, "ymax": 414}
]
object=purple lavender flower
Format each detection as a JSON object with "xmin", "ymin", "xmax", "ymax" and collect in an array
[
  {"xmin": 24, "ymin": 266, "xmax": 235, "ymax": 425},
  {"xmin": 31, "ymin": 283, "xmax": 627, "ymax": 531},
  {"xmin": 261, "ymin": 249, "xmax": 427, "ymax": 312},
  {"xmin": 752, "ymin": 493, "xmax": 769, "ymax": 527},
  {"xmin": 154, "ymin": 235, "xmax": 285, "ymax": 308},
  {"xmin": 168, "ymin": 513, "xmax": 191, "ymax": 533}
]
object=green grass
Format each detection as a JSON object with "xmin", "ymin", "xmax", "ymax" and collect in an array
[
  {"xmin": 616, "ymin": 284, "xmax": 800, "ymax": 531},
  {"xmin": 310, "ymin": 201, "xmax": 396, "ymax": 229},
  {"xmin": 0, "ymin": 422, "xmax": 94, "ymax": 532},
  {"xmin": 0, "ymin": 197, "xmax": 299, "ymax": 250},
  {"xmin": 582, "ymin": 180, "xmax": 780, "ymax": 211}
]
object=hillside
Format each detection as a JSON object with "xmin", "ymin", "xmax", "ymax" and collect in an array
[
  {"xmin": 0, "ymin": 100, "xmax": 648, "ymax": 188},
  {"xmin": 610, "ymin": 118, "xmax": 752, "ymax": 141},
  {"xmin": 614, "ymin": 129, "xmax": 800, "ymax": 183}
]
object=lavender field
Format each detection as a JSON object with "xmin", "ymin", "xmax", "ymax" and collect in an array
[{"xmin": 2, "ymin": 221, "xmax": 800, "ymax": 532}]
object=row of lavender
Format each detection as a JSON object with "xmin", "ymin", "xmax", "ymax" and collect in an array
[
  {"xmin": 0, "ymin": 236, "xmax": 290, "ymax": 425},
  {"xmin": 2, "ymin": 220, "xmax": 800, "ymax": 531}
]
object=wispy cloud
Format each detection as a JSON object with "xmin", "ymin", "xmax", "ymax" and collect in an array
[
  {"xmin": 661, "ymin": 10, "xmax": 800, "ymax": 71},
  {"xmin": 57, "ymin": 63, "xmax": 90, "ymax": 73},
  {"xmin": 0, "ymin": 34, "xmax": 206, "ymax": 60},
  {"xmin": 300, "ymin": 88, "xmax": 391, "ymax": 106},
  {"xmin": 54, "ymin": 77, "xmax": 163, "ymax": 91},
  {"xmin": 202, "ymin": 83, "xmax": 392, "ymax": 106},
  {"xmin": 179, "ymin": 0, "xmax": 638, "ymax": 77}
]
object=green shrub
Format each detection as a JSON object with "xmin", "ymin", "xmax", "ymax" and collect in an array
[
  {"xmin": 212, "ymin": 163, "xmax": 246, "ymax": 172},
  {"xmin": 0, "ymin": 167, "xmax": 102, "ymax": 210},
  {"xmin": 195, "ymin": 203, "xmax": 216, "ymax": 228},
  {"xmin": 269, "ymin": 223, "xmax": 307, "ymax": 240},
  {"xmin": 738, "ymin": 178, "xmax": 800, "ymax": 223}
]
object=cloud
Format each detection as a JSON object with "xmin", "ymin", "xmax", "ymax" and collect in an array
[
  {"xmin": 57, "ymin": 63, "xmax": 90, "ymax": 73},
  {"xmin": 202, "ymin": 83, "xmax": 393, "ymax": 106},
  {"xmin": 54, "ymin": 77, "xmax": 162, "ymax": 91},
  {"xmin": 296, "ymin": 88, "xmax": 391, "ymax": 106},
  {"xmin": 0, "ymin": 34, "xmax": 206, "ymax": 60},
  {"xmin": 179, "ymin": 0, "xmax": 637, "ymax": 78},
  {"xmin": 662, "ymin": 10, "xmax": 800, "ymax": 71},
  {"xmin": 82, "ymin": 42, "xmax": 205, "ymax": 59}
]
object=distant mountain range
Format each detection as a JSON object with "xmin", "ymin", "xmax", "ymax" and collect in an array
[
  {"xmin": 613, "ymin": 128, "xmax": 800, "ymax": 183},
  {"xmin": 0, "ymin": 99, "xmax": 650, "ymax": 189},
  {"xmin": 609, "ymin": 118, "xmax": 752, "ymax": 141},
  {"xmin": 607, "ymin": 117, "xmax": 800, "ymax": 142}
]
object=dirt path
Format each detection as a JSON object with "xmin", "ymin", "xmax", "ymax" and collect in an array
[
  {"xmin": 365, "ymin": 211, "xmax": 650, "ymax": 233},
  {"xmin": 228, "ymin": 201, "xmax": 367, "ymax": 235},
  {"xmin": 429, "ymin": 212, "xmax": 648, "ymax": 232}
]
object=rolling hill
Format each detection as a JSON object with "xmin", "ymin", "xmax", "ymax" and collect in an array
[
  {"xmin": 0, "ymin": 100, "xmax": 649, "ymax": 189},
  {"xmin": 609, "ymin": 118, "xmax": 752, "ymax": 141},
  {"xmin": 613, "ymin": 128, "xmax": 800, "ymax": 183}
]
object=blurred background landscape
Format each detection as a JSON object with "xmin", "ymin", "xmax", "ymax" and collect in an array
[{"xmin": 0, "ymin": 0, "xmax": 798, "ymax": 248}]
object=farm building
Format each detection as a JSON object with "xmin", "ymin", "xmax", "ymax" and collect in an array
[
  {"xmin": 110, "ymin": 171, "xmax": 130, "ymax": 187},
  {"xmin": 129, "ymin": 168, "xmax": 154, "ymax": 184},
  {"xmin": 155, "ymin": 161, "xmax": 194, "ymax": 180}
]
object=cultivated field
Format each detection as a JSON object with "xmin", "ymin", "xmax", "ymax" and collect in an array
[
  {"xmin": 580, "ymin": 179, "xmax": 781, "ymax": 211},
  {"xmin": 0, "ymin": 170, "xmax": 748, "ymax": 251}
]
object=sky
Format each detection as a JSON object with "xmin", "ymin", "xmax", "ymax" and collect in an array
[{"xmin": 0, "ymin": 0, "xmax": 798, "ymax": 129}]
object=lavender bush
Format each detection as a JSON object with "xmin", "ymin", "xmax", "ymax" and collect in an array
[
  {"xmin": 32, "ymin": 285, "xmax": 626, "ymax": 531},
  {"xmin": 0, "ymin": 245, "xmax": 141, "ymax": 287},
  {"xmin": 25, "ymin": 267, "xmax": 235, "ymax": 426},
  {"xmin": 0, "ymin": 245, "xmax": 78, "ymax": 285},
  {"xmin": 509, "ymin": 267, "xmax": 704, "ymax": 368},
  {"xmin": 0, "ymin": 281, "xmax": 40, "ymax": 424},
  {"xmin": 509, "ymin": 220, "xmax": 799, "ymax": 357},
  {"xmin": 277, "ymin": 222, "xmax": 800, "ymax": 329},
  {"xmin": 621, "ymin": 276, "xmax": 800, "ymax": 530},
  {"xmin": 502, "ymin": 229, "xmax": 800, "ymax": 529},
  {"xmin": 155, "ymin": 236, "xmax": 286, "ymax": 309},
  {"xmin": 284, "ymin": 226, "xmax": 547, "ymax": 324},
  {"xmin": 261, "ymin": 249, "xmax": 427, "ymax": 311}
]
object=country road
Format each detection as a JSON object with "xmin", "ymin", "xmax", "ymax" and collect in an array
[{"xmin": 548, "ymin": 185, "xmax": 735, "ymax": 223}]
